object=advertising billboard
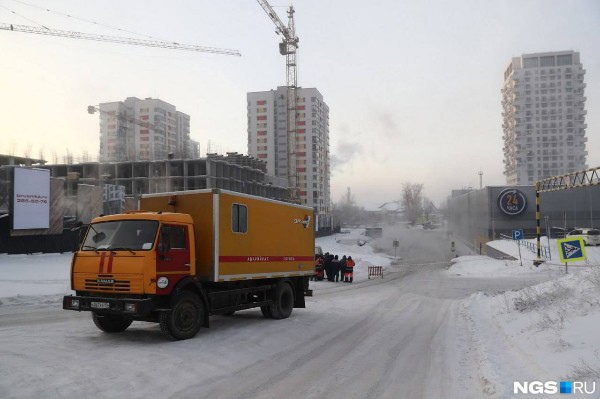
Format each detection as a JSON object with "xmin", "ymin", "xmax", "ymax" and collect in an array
[{"xmin": 11, "ymin": 167, "xmax": 51, "ymax": 230}]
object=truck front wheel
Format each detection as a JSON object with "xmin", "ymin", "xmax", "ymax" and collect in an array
[
  {"xmin": 92, "ymin": 313, "xmax": 132, "ymax": 333},
  {"xmin": 269, "ymin": 282, "xmax": 294, "ymax": 320},
  {"xmin": 160, "ymin": 291, "xmax": 204, "ymax": 340}
]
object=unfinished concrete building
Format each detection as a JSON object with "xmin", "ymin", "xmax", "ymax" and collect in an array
[{"xmin": 42, "ymin": 153, "xmax": 288, "ymax": 201}]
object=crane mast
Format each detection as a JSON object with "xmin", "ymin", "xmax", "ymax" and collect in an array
[
  {"xmin": 255, "ymin": 2, "xmax": 300, "ymax": 203},
  {"xmin": 0, "ymin": 23, "xmax": 241, "ymax": 56}
]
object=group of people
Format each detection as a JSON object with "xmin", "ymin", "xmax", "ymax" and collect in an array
[{"xmin": 313, "ymin": 253, "xmax": 356, "ymax": 283}]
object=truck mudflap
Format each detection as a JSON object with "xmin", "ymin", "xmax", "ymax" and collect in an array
[{"xmin": 63, "ymin": 295, "xmax": 155, "ymax": 317}]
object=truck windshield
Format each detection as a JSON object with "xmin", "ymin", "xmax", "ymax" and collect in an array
[{"xmin": 81, "ymin": 220, "xmax": 159, "ymax": 251}]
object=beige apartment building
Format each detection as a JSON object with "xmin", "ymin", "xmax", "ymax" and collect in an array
[
  {"xmin": 98, "ymin": 97, "xmax": 199, "ymax": 162},
  {"xmin": 502, "ymin": 51, "xmax": 587, "ymax": 185}
]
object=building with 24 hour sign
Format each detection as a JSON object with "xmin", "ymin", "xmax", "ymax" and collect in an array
[{"xmin": 448, "ymin": 185, "xmax": 600, "ymax": 255}]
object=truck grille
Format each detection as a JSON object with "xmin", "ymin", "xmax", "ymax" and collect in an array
[{"xmin": 85, "ymin": 274, "xmax": 130, "ymax": 292}]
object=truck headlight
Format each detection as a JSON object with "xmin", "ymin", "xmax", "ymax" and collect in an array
[
  {"xmin": 124, "ymin": 303, "xmax": 137, "ymax": 312},
  {"xmin": 71, "ymin": 299, "xmax": 80, "ymax": 308},
  {"xmin": 157, "ymin": 277, "xmax": 169, "ymax": 289}
]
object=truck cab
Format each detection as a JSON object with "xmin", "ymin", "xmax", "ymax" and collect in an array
[{"xmin": 73, "ymin": 212, "xmax": 195, "ymax": 297}]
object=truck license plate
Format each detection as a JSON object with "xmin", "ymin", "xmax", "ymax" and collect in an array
[{"xmin": 91, "ymin": 301, "xmax": 110, "ymax": 309}]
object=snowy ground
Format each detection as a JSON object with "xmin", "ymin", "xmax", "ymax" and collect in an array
[
  {"xmin": 1, "ymin": 230, "xmax": 599, "ymax": 398},
  {"xmin": 459, "ymin": 237, "xmax": 600, "ymax": 397}
]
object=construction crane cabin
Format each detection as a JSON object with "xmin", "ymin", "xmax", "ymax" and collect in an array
[{"xmin": 256, "ymin": 1, "xmax": 301, "ymax": 203}]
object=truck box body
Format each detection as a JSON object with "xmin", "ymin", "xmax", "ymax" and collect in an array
[
  {"xmin": 140, "ymin": 189, "xmax": 315, "ymax": 283},
  {"xmin": 64, "ymin": 189, "xmax": 315, "ymax": 340}
]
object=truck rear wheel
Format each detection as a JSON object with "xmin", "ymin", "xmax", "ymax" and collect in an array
[
  {"xmin": 160, "ymin": 291, "xmax": 204, "ymax": 340},
  {"xmin": 269, "ymin": 281, "xmax": 294, "ymax": 320},
  {"xmin": 92, "ymin": 313, "xmax": 132, "ymax": 333}
]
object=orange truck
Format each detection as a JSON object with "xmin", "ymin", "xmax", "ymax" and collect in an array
[{"xmin": 63, "ymin": 189, "xmax": 315, "ymax": 340}]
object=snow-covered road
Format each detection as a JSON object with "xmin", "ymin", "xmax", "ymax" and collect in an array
[
  {"xmin": 0, "ymin": 263, "xmax": 488, "ymax": 398},
  {"xmin": 1, "ymin": 228, "xmax": 599, "ymax": 398}
]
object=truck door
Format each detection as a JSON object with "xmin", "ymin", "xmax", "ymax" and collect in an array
[{"xmin": 157, "ymin": 224, "xmax": 191, "ymax": 274}]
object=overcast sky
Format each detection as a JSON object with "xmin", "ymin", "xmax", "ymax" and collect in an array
[{"xmin": 1, "ymin": 0, "xmax": 599, "ymax": 209}]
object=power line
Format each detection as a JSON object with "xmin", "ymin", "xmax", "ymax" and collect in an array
[{"xmin": 0, "ymin": 4, "xmax": 48, "ymax": 29}]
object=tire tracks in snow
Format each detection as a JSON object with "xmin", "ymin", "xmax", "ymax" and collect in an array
[{"xmin": 174, "ymin": 284, "xmax": 419, "ymax": 399}]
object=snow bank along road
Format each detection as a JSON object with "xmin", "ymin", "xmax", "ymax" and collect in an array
[{"xmin": 0, "ymin": 229, "xmax": 559, "ymax": 399}]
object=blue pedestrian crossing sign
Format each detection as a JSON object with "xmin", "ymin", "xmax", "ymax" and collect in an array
[
  {"xmin": 512, "ymin": 229, "xmax": 524, "ymax": 240},
  {"xmin": 557, "ymin": 237, "xmax": 587, "ymax": 263}
]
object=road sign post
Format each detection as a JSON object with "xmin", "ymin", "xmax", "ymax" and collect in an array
[
  {"xmin": 393, "ymin": 239, "xmax": 399, "ymax": 258},
  {"xmin": 512, "ymin": 229, "xmax": 524, "ymax": 266},
  {"xmin": 557, "ymin": 237, "xmax": 587, "ymax": 274}
]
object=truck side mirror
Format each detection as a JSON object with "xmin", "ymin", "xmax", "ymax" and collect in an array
[{"xmin": 92, "ymin": 231, "xmax": 106, "ymax": 243}]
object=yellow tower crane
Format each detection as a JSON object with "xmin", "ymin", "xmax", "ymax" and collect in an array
[{"xmin": 255, "ymin": 1, "xmax": 300, "ymax": 203}]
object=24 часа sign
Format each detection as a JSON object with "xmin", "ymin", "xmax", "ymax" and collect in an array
[{"xmin": 497, "ymin": 188, "xmax": 527, "ymax": 216}]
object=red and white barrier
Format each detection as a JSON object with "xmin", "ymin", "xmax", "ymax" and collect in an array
[{"xmin": 368, "ymin": 266, "xmax": 383, "ymax": 279}]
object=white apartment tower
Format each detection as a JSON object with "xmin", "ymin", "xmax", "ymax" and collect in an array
[
  {"xmin": 247, "ymin": 87, "xmax": 331, "ymax": 221},
  {"xmin": 502, "ymin": 51, "xmax": 587, "ymax": 185},
  {"xmin": 99, "ymin": 97, "xmax": 199, "ymax": 162}
]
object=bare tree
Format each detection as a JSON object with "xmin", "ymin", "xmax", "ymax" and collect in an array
[
  {"xmin": 63, "ymin": 149, "xmax": 73, "ymax": 164},
  {"xmin": 401, "ymin": 183, "xmax": 424, "ymax": 225},
  {"xmin": 423, "ymin": 197, "xmax": 435, "ymax": 221},
  {"xmin": 341, "ymin": 187, "xmax": 355, "ymax": 209},
  {"xmin": 24, "ymin": 143, "xmax": 32, "ymax": 160},
  {"xmin": 332, "ymin": 187, "xmax": 371, "ymax": 227}
]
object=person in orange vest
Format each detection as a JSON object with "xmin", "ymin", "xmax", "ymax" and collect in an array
[
  {"xmin": 313, "ymin": 255, "xmax": 324, "ymax": 281},
  {"xmin": 344, "ymin": 256, "xmax": 356, "ymax": 283}
]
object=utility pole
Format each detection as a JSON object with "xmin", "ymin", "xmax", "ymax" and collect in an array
[{"xmin": 478, "ymin": 170, "xmax": 483, "ymax": 189}]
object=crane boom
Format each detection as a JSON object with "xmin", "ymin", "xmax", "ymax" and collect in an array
[
  {"xmin": 0, "ymin": 23, "xmax": 241, "ymax": 56},
  {"xmin": 255, "ymin": 2, "xmax": 300, "ymax": 203},
  {"xmin": 87, "ymin": 105, "xmax": 158, "ymax": 132},
  {"xmin": 88, "ymin": 105, "xmax": 164, "ymax": 161},
  {"xmin": 255, "ymin": 1, "xmax": 289, "ymax": 38}
]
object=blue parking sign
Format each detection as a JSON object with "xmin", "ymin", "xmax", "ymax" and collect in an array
[{"xmin": 512, "ymin": 229, "xmax": 524, "ymax": 240}]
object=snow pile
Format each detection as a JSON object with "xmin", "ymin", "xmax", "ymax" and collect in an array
[
  {"xmin": 0, "ymin": 253, "xmax": 72, "ymax": 305},
  {"xmin": 449, "ymin": 239, "xmax": 600, "ymax": 395},
  {"xmin": 446, "ymin": 255, "xmax": 552, "ymax": 277}
]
